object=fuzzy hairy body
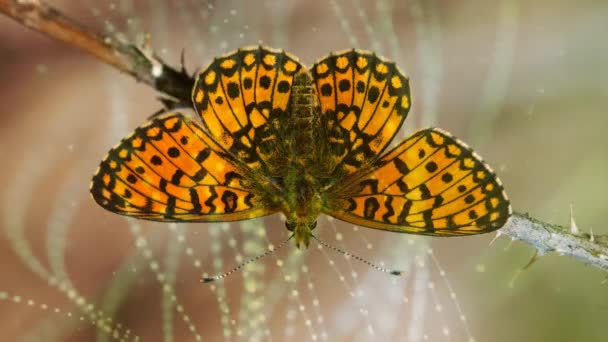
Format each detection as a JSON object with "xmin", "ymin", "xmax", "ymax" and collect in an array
[{"xmin": 263, "ymin": 70, "xmax": 331, "ymax": 247}]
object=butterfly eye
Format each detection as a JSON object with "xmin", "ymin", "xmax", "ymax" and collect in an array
[{"xmin": 285, "ymin": 222, "xmax": 296, "ymax": 231}]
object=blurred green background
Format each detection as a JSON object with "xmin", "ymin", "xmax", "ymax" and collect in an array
[{"xmin": 1, "ymin": 0, "xmax": 607, "ymax": 341}]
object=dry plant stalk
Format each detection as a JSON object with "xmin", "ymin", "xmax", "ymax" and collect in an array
[{"xmin": 0, "ymin": 0, "xmax": 193, "ymax": 104}]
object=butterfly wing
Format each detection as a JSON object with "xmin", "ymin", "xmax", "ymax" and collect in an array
[
  {"xmin": 311, "ymin": 49, "xmax": 411, "ymax": 176},
  {"xmin": 90, "ymin": 113, "xmax": 276, "ymax": 222},
  {"xmin": 323, "ymin": 129, "xmax": 511, "ymax": 236},
  {"xmin": 192, "ymin": 46, "xmax": 304, "ymax": 173}
]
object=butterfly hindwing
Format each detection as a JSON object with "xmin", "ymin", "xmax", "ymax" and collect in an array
[
  {"xmin": 311, "ymin": 49, "xmax": 411, "ymax": 176},
  {"xmin": 90, "ymin": 113, "xmax": 275, "ymax": 222},
  {"xmin": 324, "ymin": 129, "xmax": 511, "ymax": 236},
  {"xmin": 192, "ymin": 46, "xmax": 304, "ymax": 173}
]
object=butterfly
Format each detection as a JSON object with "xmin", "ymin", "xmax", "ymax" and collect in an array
[{"xmin": 90, "ymin": 46, "xmax": 511, "ymax": 250}]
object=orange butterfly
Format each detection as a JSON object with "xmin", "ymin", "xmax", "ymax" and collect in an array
[{"xmin": 91, "ymin": 46, "xmax": 511, "ymax": 251}]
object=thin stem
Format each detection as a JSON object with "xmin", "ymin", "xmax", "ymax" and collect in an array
[
  {"xmin": 504, "ymin": 213, "xmax": 608, "ymax": 272},
  {"xmin": 0, "ymin": 0, "xmax": 128, "ymax": 73},
  {"xmin": 0, "ymin": 0, "xmax": 194, "ymax": 104}
]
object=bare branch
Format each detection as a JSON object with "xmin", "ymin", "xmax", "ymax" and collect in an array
[
  {"xmin": 0, "ymin": 0, "xmax": 194, "ymax": 105},
  {"xmin": 502, "ymin": 213, "xmax": 608, "ymax": 272},
  {"xmin": 2, "ymin": 1, "xmax": 607, "ymax": 273}
]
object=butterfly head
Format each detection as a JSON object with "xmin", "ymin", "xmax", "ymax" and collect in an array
[{"xmin": 285, "ymin": 220, "xmax": 317, "ymax": 249}]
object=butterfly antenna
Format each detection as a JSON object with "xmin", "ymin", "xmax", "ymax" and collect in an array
[
  {"xmin": 311, "ymin": 235, "xmax": 404, "ymax": 277},
  {"xmin": 202, "ymin": 235, "xmax": 293, "ymax": 283}
]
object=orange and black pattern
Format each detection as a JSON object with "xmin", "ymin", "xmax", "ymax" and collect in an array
[
  {"xmin": 91, "ymin": 46, "xmax": 511, "ymax": 239},
  {"xmin": 311, "ymin": 50, "xmax": 411, "ymax": 176},
  {"xmin": 90, "ymin": 113, "xmax": 274, "ymax": 222},
  {"xmin": 325, "ymin": 129, "xmax": 511, "ymax": 235},
  {"xmin": 192, "ymin": 46, "xmax": 304, "ymax": 173}
]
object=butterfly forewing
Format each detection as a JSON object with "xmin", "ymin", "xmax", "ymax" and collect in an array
[
  {"xmin": 324, "ymin": 128, "xmax": 511, "ymax": 236},
  {"xmin": 311, "ymin": 50, "xmax": 411, "ymax": 176},
  {"xmin": 192, "ymin": 46, "xmax": 304, "ymax": 174},
  {"xmin": 90, "ymin": 113, "xmax": 275, "ymax": 222}
]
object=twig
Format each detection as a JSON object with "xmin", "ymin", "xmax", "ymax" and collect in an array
[
  {"xmin": 2, "ymin": 0, "xmax": 607, "ymax": 273},
  {"xmin": 503, "ymin": 213, "xmax": 608, "ymax": 272},
  {"xmin": 0, "ymin": 0, "xmax": 194, "ymax": 105}
]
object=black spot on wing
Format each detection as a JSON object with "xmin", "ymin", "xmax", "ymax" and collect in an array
[
  {"xmin": 425, "ymin": 161, "xmax": 438, "ymax": 173},
  {"xmin": 441, "ymin": 172, "xmax": 453, "ymax": 183},
  {"xmin": 259, "ymin": 75, "xmax": 271, "ymax": 89},
  {"xmin": 419, "ymin": 184, "xmax": 431, "ymax": 199},
  {"xmin": 382, "ymin": 196, "xmax": 395, "ymax": 223},
  {"xmin": 151, "ymin": 155, "xmax": 163, "ymax": 165},
  {"xmin": 367, "ymin": 86, "xmax": 380, "ymax": 103},
  {"xmin": 195, "ymin": 148, "xmax": 212, "ymax": 163},
  {"xmin": 190, "ymin": 188, "xmax": 202, "ymax": 213},
  {"xmin": 171, "ymin": 169, "xmax": 184, "ymax": 185},
  {"xmin": 359, "ymin": 179, "xmax": 379, "ymax": 194},
  {"xmin": 346, "ymin": 198, "xmax": 357, "ymax": 211},
  {"xmin": 221, "ymin": 190, "xmax": 238, "ymax": 213},
  {"xmin": 363, "ymin": 197, "xmax": 380, "ymax": 219},
  {"xmin": 338, "ymin": 79, "xmax": 351, "ymax": 92},
  {"xmin": 205, "ymin": 186, "xmax": 218, "ymax": 213},
  {"xmin": 243, "ymin": 77, "xmax": 253, "ymax": 89},
  {"xmin": 277, "ymin": 80, "xmax": 290, "ymax": 93},
  {"xmin": 244, "ymin": 192, "xmax": 255, "ymax": 208},
  {"xmin": 192, "ymin": 169, "xmax": 207, "ymax": 182},
  {"xmin": 396, "ymin": 179, "xmax": 409, "ymax": 193},
  {"xmin": 422, "ymin": 211, "xmax": 433, "ymax": 231},
  {"xmin": 126, "ymin": 174, "xmax": 137, "ymax": 184},
  {"xmin": 393, "ymin": 158, "xmax": 409, "ymax": 174},
  {"xmin": 223, "ymin": 171, "xmax": 243, "ymax": 186},
  {"xmin": 167, "ymin": 147, "xmax": 180, "ymax": 158},
  {"xmin": 356, "ymin": 81, "xmax": 365, "ymax": 93},
  {"xmin": 165, "ymin": 196, "xmax": 176, "ymax": 217},
  {"xmin": 227, "ymin": 82, "xmax": 240, "ymax": 99},
  {"xmin": 434, "ymin": 195, "xmax": 444, "ymax": 207},
  {"xmin": 321, "ymin": 83, "xmax": 333, "ymax": 96},
  {"xmin": 397, "ymin": 200, "xmax": 412, "ymax": 224}
]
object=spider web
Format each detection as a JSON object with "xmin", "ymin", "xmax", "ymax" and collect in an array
[{"xmin": 0, "ymin": 0, "xmax": 534, "ymax": 341}]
